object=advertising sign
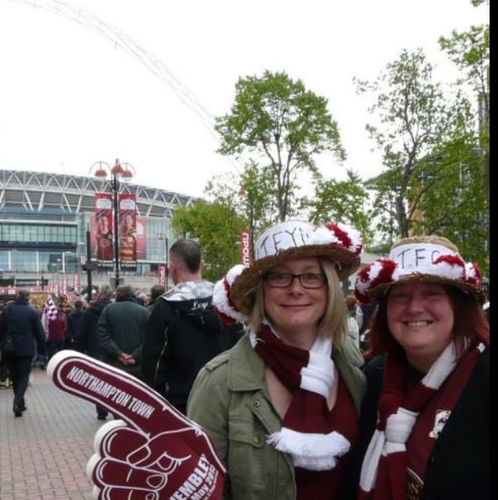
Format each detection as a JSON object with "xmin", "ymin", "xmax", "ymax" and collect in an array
[{"xmin": 240, "ymin": 230, "xmax": 252, "ymax": 267}]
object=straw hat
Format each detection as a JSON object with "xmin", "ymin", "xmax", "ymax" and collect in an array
[
  {"xmin": 354, "ymin": 235, "xmax": 484, "ymax": 305},
  {"xmin": 214, "ymin": 220, "xmax": 363, "ymax": 323}
]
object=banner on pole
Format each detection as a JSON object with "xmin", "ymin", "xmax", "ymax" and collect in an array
[
  {"xmin": 118, "ymin": 194, "xmax": 137, "ymax": 272},
  {"xmin": 94, "ymin": 193, "xmax": 114, "ymax": 271}
]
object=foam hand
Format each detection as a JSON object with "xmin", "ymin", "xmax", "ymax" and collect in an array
[{"xmin": 47, "ymin": 350, "xmax": 226, "ymax": 499}]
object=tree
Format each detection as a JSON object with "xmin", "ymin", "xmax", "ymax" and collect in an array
[
  {"xmin": 354, "ymin": 49, "xmax": 477, "ymax": 239},
  {"xmin": 171, "ymin": 198, "xmax": 245, "ymax": 282},
  {"xmin": 215, "ymin": 70, "xmax": 346, "ymax": 222},
  {"xmin": 439, "ymin": 21, "xmax": 490, "ymax": 205},
  {"xmin": 410, "ymin": 140, "xmax": 488, "ymax": 270},
  {"xmin": 205, "ymin": 161, "xmax": 277, "ymax": 238},
  {"xmin": 303, "ymin": 169, "xmax": 376, "ymax": 248}
]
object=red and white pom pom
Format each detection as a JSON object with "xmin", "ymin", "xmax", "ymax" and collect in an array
[
  {"xmin": 311, "ymin": 222, "xmax": 363, "ymax": 256},
  {"xmin": 432, "ymin": 254, "xmax": 466, "ymax": 281},
  {"xmin": 465, "ymin": 262, "xmax": 482, "ymax": 286},
  {"xmin": 354, "ymin": 258, "xmax": 397, "ymax": 304},
  {"xmin": 213, "ymin": 264, "xmax": 248, "ymax": 324}
]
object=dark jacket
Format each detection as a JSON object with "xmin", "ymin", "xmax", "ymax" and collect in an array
[
  {"xmin": 142, "ymin": 280, "xmax": 244, "ymax": 414},
  {"xmin": 66, "ymin": 308, "xmax": 85, "ymax": 344},
  {"xmin": 72, "ymin": 298, "xmax": 112, "ymax": 358},
  {"xmin": 0, "ymin": 299, "xmax": 46, "ymax": 358},
  {"xmin": 352, "ymin": 348, "xmax": 489, "ymax": 500},
  {"xmin": 97, "ymin": 295, "xmax": 150, "ymax": 378}
]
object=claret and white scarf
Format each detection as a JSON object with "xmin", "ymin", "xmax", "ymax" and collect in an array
[
  {"xmin": 250, "ymin": 325, "xmax": 350, "ymax": 471},
  {"xmin": 358, "ymin": 341, "xmax": 483, "ymax": 500}
]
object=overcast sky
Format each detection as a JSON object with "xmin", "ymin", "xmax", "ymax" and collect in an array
[{"xmin": 0, "ymin": 0, "xmax": 488, "ymax": 198}]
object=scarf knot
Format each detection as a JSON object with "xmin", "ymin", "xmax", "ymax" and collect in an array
[{"xmin": 251, "ymin": 325, "xmax": 350, "ymax": 471}]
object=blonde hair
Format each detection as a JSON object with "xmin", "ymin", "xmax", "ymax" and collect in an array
[{"xmin": 247, "ymin": 258, "xmax": 349, "ymax": 345}]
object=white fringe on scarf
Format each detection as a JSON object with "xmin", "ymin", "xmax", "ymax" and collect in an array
[
  {"xmin": 267, "ymin": 428, "xmax": 350, "ymax": 470},
  {"xmin": 258, "ymin": 332, "xmax": 351, "ymax": 470}
]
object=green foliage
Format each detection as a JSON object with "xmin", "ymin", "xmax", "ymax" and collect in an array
[
  {"xmin": 215, "ymin": 70, "xmax": 345, "ymax": 221},
  {"xmin": 171, "ymin": 199, "xmax": 245, "ymax": 282},
  {"xmin": 439, "ymin": 23, "xmax": 489, "ymax": 204},
  {"xmin": 172, "ymin": 11, "xmax": 490, "ymax": 279},
  {"xmin": 407, "ymin": 142, "xmax": 488, "ymax": 272},
  {"xmin": 304, "ymin": 169, "xmax": 376, "ymax": 248},
  {"xmin": 470, "ymin": 0, "xmax": 488, "ymax": 7},
  {"xmin": 354, "ymin": 49, "xmax": 477, "ymax": 237}
]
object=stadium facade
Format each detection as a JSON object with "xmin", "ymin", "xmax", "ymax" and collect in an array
[{"xmin": 0, "ymin": 169, "xmax": 196, "ymax": 299}]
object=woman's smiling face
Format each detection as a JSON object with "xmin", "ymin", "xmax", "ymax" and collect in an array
[
  {"xmin": 263, "ymin": 257, "xmax": 327, "ymax": 344},
  {"xmin": 387, "ymin": 281, "xmax": 454, "ymax": 365}
]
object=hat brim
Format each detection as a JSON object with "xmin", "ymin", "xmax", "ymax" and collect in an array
[
  {"xmin": 370, "ymin": 273, "xmax": 485, "ymax": 305},
  {"xmin": 230, "ymin": 245, "xmax": 361, "ymax": 315}
]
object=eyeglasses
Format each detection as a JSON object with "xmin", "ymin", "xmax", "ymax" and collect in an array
[{"xmin": 264, "ymin": 272, "xmax": 327, "ymax": 289}]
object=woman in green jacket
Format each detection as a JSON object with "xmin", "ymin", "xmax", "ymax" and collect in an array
[{"xmin": 187, "ymin": 220, "xmax": 367, "ymax": 500}]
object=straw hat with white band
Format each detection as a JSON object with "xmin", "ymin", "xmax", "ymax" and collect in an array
[{"xmin": 354, "ymin": 235, "xmax": 484, "ymax": 305}]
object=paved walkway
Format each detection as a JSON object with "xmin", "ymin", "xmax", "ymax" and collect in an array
[{"xmin": 0, "ymin": 367, "xmax": 106, "ymax": 499}]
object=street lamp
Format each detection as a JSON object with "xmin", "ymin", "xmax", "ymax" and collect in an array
[{"xmin": 90, "ymin": 159, "xmax": 135, "ymax": 289}]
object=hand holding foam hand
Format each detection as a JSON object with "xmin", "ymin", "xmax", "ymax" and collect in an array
[{"xmin": 47, "ymin": 350, "xmax": 226, "ymax": 499}]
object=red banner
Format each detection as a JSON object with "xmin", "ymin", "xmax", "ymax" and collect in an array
[
  {"xmin": 94, "ymin": 193, "xmax": 114, "ymax": 271},
  {"xmin": 118, "ymin": 194, "xmax": 137, "ymax": 271},
  {"xmin": 240, "ymin": 230, "xmax": 252, "ymax": 266}
]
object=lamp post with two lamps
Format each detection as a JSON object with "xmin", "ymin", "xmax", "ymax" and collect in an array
[{"xmin": 90, "ymin": 159, "xmax": 135, "ymax": 289}]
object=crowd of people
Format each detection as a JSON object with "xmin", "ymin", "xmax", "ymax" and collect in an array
[{"xmin": 0, "ymin": 225, "xmax": 489, "ymax": 499}]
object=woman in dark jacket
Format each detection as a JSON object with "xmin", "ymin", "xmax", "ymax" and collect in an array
[{"xmin": 352, "ymin": 235, "xmax": 489, "ymax": 500}]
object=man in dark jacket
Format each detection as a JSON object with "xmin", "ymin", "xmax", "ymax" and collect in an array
[
  {"xmin": 72, "ymin": 285, "xmax": 113, "ymax": 420},
  {"xmin": 0, "ymin": 290, "xmax": 46, "ymax": 417},
  {"xmin": 66, "ymin": 299, "xmax": 85, "ymax": 349},
  {"xmin": 142, "ymin": 239, "xmax": 243, "ymax": 415},
  {"xmin": 97, "ymin": 284, "xmax": 150, "ymax": 381}
]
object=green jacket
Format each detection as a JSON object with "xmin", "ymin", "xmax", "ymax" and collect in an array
[{"xmin": 187, "ymin": 333, "xmax": 366, "ymax": 500}]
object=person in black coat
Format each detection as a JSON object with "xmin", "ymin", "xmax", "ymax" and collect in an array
[
  {"xmin": 0, "ymin": 290, "xmax": 46, "ymax": 417},
  {"xmin": 72, "ymin": 285, "xmax": 113, "ymax": 420},
  {"xmin": 66, "ymin": 299, "xmax": 85, "ymax": 349},
  {"xmin": 141, "ymin": 238, "xmax": 243, "ymax": 415},
  {"xmin": 351, "ymin": 235, "xmax": 489, "ymax": 500}
]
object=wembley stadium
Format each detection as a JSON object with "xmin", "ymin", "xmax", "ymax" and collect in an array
[{"xmin": 0, "ymin": 169, "xmax": 197, "ymax": 299}]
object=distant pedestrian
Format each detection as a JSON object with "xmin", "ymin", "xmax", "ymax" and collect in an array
[
  {"xmin": 46, "ymin": 306, "xmax": 67, "ymax": 360},
  {"xmin": 73, "ymin": 285, "xmax": 113, "ymax": 420},
  {"xmin": 0, "ymin": 290, "xmax": 46, "ymax": 417},
  {"xmin": 146, "ymin": 284, "xmax": 165, "ymax": 311},
  {"xmin": 97, "ymin": 284, "xmax": 150, "ymax": 381},
  {"xmin": 137, "ymin": 292, "xmax": 149, "ymax": 307},
  {"xmin": 66, "ymin": 300, "xmax": 85, "ymax": 349},
  {"xmin": 0, "ymin": 303, "xmax": 13, "ymax": 388}
]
